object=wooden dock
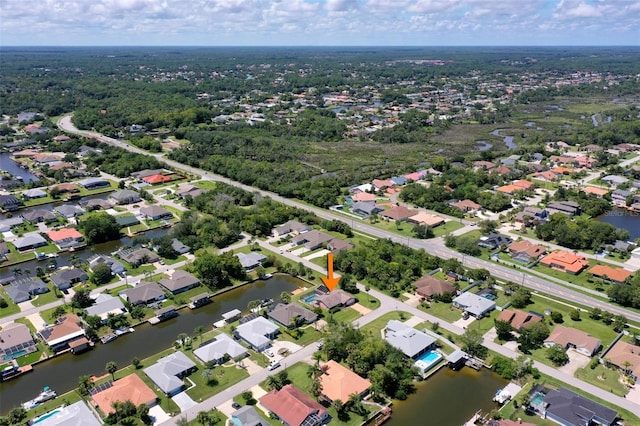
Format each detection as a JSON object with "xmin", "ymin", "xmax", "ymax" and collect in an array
[{"xmin": 462, "ymin": 409, "xmax": 482, "ymax": 426}]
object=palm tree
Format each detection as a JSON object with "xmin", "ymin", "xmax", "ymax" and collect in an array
[
  {"xmin": 309, "ymin": 380, "xmax": 323, "ymax": 399},
  {"xmin": 78, "ymin": 375, "xmax": 91, "ymax": 395},
  {"xmin": 176, "ymin": 416, "xmax": 189, "ymax": 426},
  {"xmin": 202, "ymin": 368, "xmax": 214, "ymax": 385},
  {"xmin": 193, "ymin": 326, "xmax": 205, "ymax": 345},
  {"xmin": 36, "ymin": 267, "xmax": 46, "ymax": 280},
  {"xmin": 11, "ymin": 267, "xmax": 22, "ymax": 276},
  {"xmin": 196, "ymin": 411, "xmax": 210, "ymax": 425},
  {"xmin": 177, "ymin": 333, "xmax": 188, "ymax": 347},
  {"xmin": 106, "ymin": 361, "xmax": 118, "ymax": 381},
  {"xmin": 280, "ymin": 291, "xmax": 291, "ymax": 304},
  {"xmin": 307, "ymin": 362, "xmax": 323, "ymax": 380},
  {"xmin": 265, "ymin": 375, "xmax": 280, "ymax": 391}
]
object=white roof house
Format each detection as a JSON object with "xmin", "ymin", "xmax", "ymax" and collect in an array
[
  {"xmin": 33, "ymin": 400, "xmax": 101, "ymax": 426},
  {"xmin": 193, "ymin": 333, "xmax": 247, "ymax": 364},
  {"xmin": 85, "ymin": 293, "xmax": 127, "ymax": 320},
  {"xmin": 235, "ymin": 316, "xmax": 280, "ymax": 352},
  {"xmin": 384, "ymin": 320, "xmax": 436, "ymax": 359},
  {"xmin": 143, "ymin": 351, "xmax": 196, "ymax": 396},
  {"xmin": 452, "ymin": 292, "xmax": 496, "ymax": 318}
]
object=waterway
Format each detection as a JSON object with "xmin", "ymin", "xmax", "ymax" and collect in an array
[
  {"xmin": 0, "ymin": 274, "xmax": 303, "ymax": 413},
  {"xmin": 490, "ymin": 129, "xmax": 518, "ymax": 150},
  {"xmin": 596, "ymin": 208, "xmax": 640, "ymax": 240},
  {"xmin": 0, "ymin": 152, "xmax": 39, "ymax": 182},
  {"xmin": 387, "ymin": 367, "xmax": 507, "ymax": 426}
]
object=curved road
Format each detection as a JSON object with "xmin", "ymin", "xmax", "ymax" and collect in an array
[{"xmin": 57, "ymin": 115, "xmax": 640, "ymax": 324}]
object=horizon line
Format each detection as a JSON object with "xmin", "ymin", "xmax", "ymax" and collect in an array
[{"xmin": 2, "ymin": 44, "xmax": 639, "ymax": 48}]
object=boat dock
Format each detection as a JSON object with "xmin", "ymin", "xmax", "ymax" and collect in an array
[
  {"xmin": 372, "ymin": 407, "xmax": 391, "ymax": 426},
  {"xmin": 462, "ymin": 409, "xmax": 482, "ymax": 426}
]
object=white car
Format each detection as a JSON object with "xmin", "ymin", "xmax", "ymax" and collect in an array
[
  {"xmin": 265, "ymin": 350, "xmax": 274, "ymax": 357},
  {"xmin": 267, "ymin": 361, "xmax": 280, "ymax": 371}
]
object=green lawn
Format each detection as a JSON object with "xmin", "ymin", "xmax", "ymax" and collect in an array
[
  {"xmin": 278, "ymin": 325, "xmax": 323, "ymax": 347},
  {"xmin": 0, "ymin": 288, "xmax": 21, "ymax": 317},
  {"xmin": 360, "ymin": 311, "xmax": 410, "ymax": 335},
  {"xmin": 185, "ymin": 363, "xmax": 249, "ymax": 403},
  {"xmin": 418, "ymin": 300, "xmax": 462, "ymax": 323},
  {"xmin": 575, "ymin": 363, "xmax": 630, "ymax": 397},
  {"xmin": 354, "ymin": 293, "xmax": 380, "ymax": 310},
  {"xmin": 30, "ymin": 286, "xmax": 64, "ymax": 307},
  {"xmin": 432, "ymin": 220, "xmax": 465, "ymax": 237},
  {"xmin": 330, "ymin": 307, "xmax": 361, "ymax": 323}
]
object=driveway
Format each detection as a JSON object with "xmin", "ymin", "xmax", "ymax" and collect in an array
[
  {"xmin": 350, "ymin": 302, "xmax": 372, "ymax": 315},
  {"xmin": 270, "ymin": 340, "xmax": 302, "ymax": 361},
  {"xmin": 172, "ymin": 391, "xmax": 198, "ymax": 411},
  {"xmin": 558, "ymin": 349, "xmax": 591, "ymax": 375},
  {"xmin": 149, "ymin": 405, "xmax": 170, "ymax": 426},
  {"xmin": 402, "ymin": 292, "xmax": 421, "ymax": 308},
  {"xmin": 305, "ymin": 249, "xmax": 329, "ymax": 260},
  {"xmin": 453, "ymin": 316, "xmax": 476, "ymax": 329},
  {"xmin": 483, "ymin": 327, "xmax": 497, "ymax": 342}
]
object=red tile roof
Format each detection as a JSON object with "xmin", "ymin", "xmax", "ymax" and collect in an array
[
  {"xmin": 47, "ymin": 228, "xmax": 83, "ymax": 242},
  {"xmin": 260, "ymin": 384, "xmax": 326, "ymax": 426},
  {"xmin": 588, "ymin": 265, "xmax": 632, "ymax": 283},
  {"xmin": 496, "ymin": 309, "xmax": 542, "ymax": 330},
  {"xmin": 540, "ymin": 251, "xmax": 589, "ymax": 274},
  {"xmin": 92, "ymin": 374, "xmax": 157, "ymax": 414},
  {"xmin": 143, "ymin": 174, "xmax": 171, "ymax": 184},
  {"xmin": 318, "ymin": 360, "xmax": 371, "ymax": 403}
]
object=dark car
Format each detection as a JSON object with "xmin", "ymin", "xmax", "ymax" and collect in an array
[{"xmin": 232, "ymin": 402, "xmax": 241, "ymax": 409}]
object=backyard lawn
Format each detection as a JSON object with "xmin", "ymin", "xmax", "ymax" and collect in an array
[
  {"xmin": 418, "ymin": 300, "xmax": 462, "ymax": 323},
  {"xmin": 360, "ymin": 311, "xmax": 411, "ymax": 335}
]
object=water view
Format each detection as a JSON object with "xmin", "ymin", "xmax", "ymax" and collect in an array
[
  {"xmin": 387, "ymin": 367, "xmax": 507, "ymax": 425},
  {"xmin": 596, "ymin": 208, "xmax": 640, "ymax": 241},
  {"xmin": 0, "ymin": 152, "xmax": 39, "ymax": 182}
]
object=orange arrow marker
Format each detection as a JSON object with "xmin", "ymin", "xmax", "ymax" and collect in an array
[{"xmin": 322, "ymin": 252, "xmax": 340, "ymax": 291}]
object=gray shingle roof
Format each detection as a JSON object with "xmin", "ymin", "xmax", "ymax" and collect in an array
[
  {"xmin": 193, "ymin": 333, "xmax": 247, "ymax": 363},
  {"xmin": 385, "ymin": 320, "xmax": 436, "ymax": 358},
  {"xmin": 143, "ymin": 351, "xmax": 195, "ymax": 395}
]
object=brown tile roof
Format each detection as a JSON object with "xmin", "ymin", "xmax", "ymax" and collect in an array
[
  {"xmin": 606, "ymin": 340, "xmax": 640, "ymax": 378},
  {"xmin": 582, "ymin": 186, "xmax": 609, "ymax": 197},
  {"xmin": 379, "ymin": 206, "xmax": 417, "ymax": 221},
  {"xmin": 412, "ymin": 276, "xmax": 454, "ymax": 298},
  {"xmin": 540, "ymin": 251, "xmax": 589, "ymax": 274},
  {"xmin": 588, "ymin": 265, "xmax": 632, "ymax": 283},
  {"xmin": 451, "ymin": 199, "xmax": 481, "ymax": 211},
  {"xmin": 545, "ymin": 325, "xmax": 600, "ymax": 355},
  {"xmin": 496, "ymin": 309, "xmax": 542, "ymax": 330},
  {"xmin": 408, "ymin": 212, "xmax": 445, "ymax": 227},
  {"xmin": 351, "ymin": 192, "xmax": 377, "ymax": 202},
  {"xmin": 507, "ymin": 240, "xmax": 546, "ymax": 260},
  {"xmin": 92, "ymin": 373, "xmax": 157, "ymax": 414},
  {"xmin": 260, "ymin": 384, "xmax": 326, "ymax": 426},
  {"xmin": 318, "ymin": 360, "xmax": 371, "ymax": 403}
]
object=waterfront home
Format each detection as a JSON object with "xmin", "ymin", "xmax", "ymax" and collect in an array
[
  {"xmin": 13, "ymin": 233, "xmax": 48, "ymax": 251},
  {"xmin": 117, "ymin": 247, "xmax": 160, "ymax": 266},
  {"xmin": 5, "ymin": 277, "xmax": 49, "ymax": 303},
  {"xmin": 85, "ymin": 198, "xmax": 113, "ymax": 211},
  {"xmin": 120, "ymin": 281, "xmax": 166, "ymax": 306},
  {"xmin": 384, "ymin": 320, "xmax": 436, "ymax": 359},
  {"xmin": 0, "ymin": 242, "xmax": 8, "ymax": 260},
  {"xmin": 171, "ymin": 238, "xmax": 191, "ymax": 254},
  {"xmin": 604, "ymin": 340, "xmax": 640, "ymax": 380},
  {"xmin": 22, "ymin": 209, "xmax": 58, "ymax": 224},
  {"xmin": 140, "ymin": 205, "xmax": 173, "ymax": 220},
  {"xmin": 539, "ymin": 251, "xmax": 589, "ymax": 274},
  {"xmin": 546, "ymin": 200, "xmax": 581, "ymax": 216},
  {"xmin": 268, "ymin": 303, "xmax": 318, "ymax": 328},
  {"xmin": 412, "ymin": 275, "xmax": 454, "ymax": 299},
  {"xmin": 85, "ymin": 293, "xmax": 127, "ymax": 322},
  {"xmin": 260, "ymin": 384, "xmax": 328, "ymax": 426},
  {"xmin": 588, "ymin": 264, "xmax": 632, "ymax": 284},
  {"xmin": 540, "ymin": 387, "xmax": 617, "ymax": 426},
  {"xmin": 143, "ymin": 351, "xmax": 197, "ymax": 396},
  {"xmin": 543, "ymin": 325, "xmax": 601, "ymax": 356},
  {"xmin": 193, "ymin": 333, "xmax": 247, "ymax": 365},
  {"xmin": 236, "ymin": 252, "xmax": 267, "ymax": 271},
  {"xmin": 291, "ymin": 230, "xmax": 333, "ymax": 251},
  {"xmin": 318, "ymin": 360, "xmax": 371, "ymax": 405},
  {"xmin": 0, "ymin": 195, "xmax": 22, "ymax": 211},
  {"xmin": 91, "ymin": 373, "xmax": 157, "ymax": 414},
  {"xmin": 46, "ymin": 227, "xmax": 84, "ymax": 249},
  {"xmin": 496, "ymin": 309, "xmax": 543, "ymax": 331},
  {"xmin": 379, "ymin": 205, "xmax": 418, "ymax": 222},
  {"xmin": 582, "ymin": 186, "xmax": 609, "ymax": 198},
  {"xmin": 0, "ymin": 322, "xmax": 37, "ymax": 360},
  {"xmin": 109, "ymin": 189, "xmax": 141, "ymax": 205},
  {"xmin": 234, "ymin": 316, "xmax": 280, "ymax": 352},
  {"xmin": 0, "ymin": 217, "xmax": 24, "ymax": 232},
  {"xmin": 32, "ymin": 400, "xmax": 102, "ymax": 426},
  {"xmin": 231, "ymin": 406, "xmax": 264, "ymax": 426},
  {"xmin": 77, "ymin": 177, "xmax": 110, "ymax": 190},
  {"xmin": 88, "ymin": 254, "xmax": 126, "ymax": 275},
  {"xmin": 54, "ymin": 204, "xmax": 86, "ymax": 218},
  {"xmin": 273, "ymin": 220, "xmax": 310, "ymax": 238},
  {"xmin": 601, "ymin": 175, "xmax": 629, "ymax": 187},
  {"xmin": 452, "ymin": 292, "xmax": 496, "ymax": 318},
  {"xmin": 52, "ymin": 183, "xmax": 80, "ymax": 194},
  {"xmin": 115, "ymin": 215, "xmax": 140, "ymax": 227},
  {"xmin": 38, "ymin": 313, "xmax": 86, "ymax": 352},
  {"xmin": 314, "ymin": 289, "xmax": 356, "ymax": 310},
  {"xmin": 611, "ymin": 189, "xmax": 631, "ymax": 206},
  {"xmin": 476, "ymin": 233, "xmax": 512, "ymax": 250},
  {"xmin": 50, "ymin": 268, "xmax": 88, "ymax": 290},
  {"xmin": 507, "ymin": 240, "xmax": 547, "ymax": 263},
  {"xmin": 22, "ymin": 188, "xmax": 47, "ymax": 200},
  {"xmin": 487, "ymin": 420, "xmax": 536, "ymax": 426},
  {"xmin": 159, "ymin": 270, "xmax": 200, "ymax": 295}
]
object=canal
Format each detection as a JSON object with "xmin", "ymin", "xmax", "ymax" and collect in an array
[
  {"xmin": 0, "ymin": 275, "xmax": 303, "ymax": 413},
  {"xmin": 0, "ymin": 152, "xmax": 39, "ymax": 182},
  {"xmin": 596, "ymin": 208, "xmax": 640, "ymax": 241},
  {"xmin": 387, "ymin": 366, "xmax": 507, "ymax": 425}
]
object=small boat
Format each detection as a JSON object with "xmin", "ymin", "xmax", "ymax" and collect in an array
[
  {"xmin": 46, "ymin": 253, "xmax": 59, "ymax": 258},
  {"xmin": 35, "ymin": 252, "xmax": 47, "ymax": 260},
  {"xmin": 22, "ymin": 386, "xmax": 56, "ymax": 410},
  {"xmin": 101, "ymin": 333, "xmax": 118, "ymax": 344}
]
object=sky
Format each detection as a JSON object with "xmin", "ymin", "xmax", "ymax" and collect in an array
[{"xmin": 1, "ymin": 0, "xmax": 639, "ymax": 46}]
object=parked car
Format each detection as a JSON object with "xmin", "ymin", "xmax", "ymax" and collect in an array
[
  {"xmin": 267, "ymin": 361, "xmax": 281, "ymax": 371},
  {"xmin": 231, "ymin": 402, "xmax": 241, "ymax": 409},
  {"xmin": 265, "ymin": 349, "xmax": 274, "ymax": 357}
]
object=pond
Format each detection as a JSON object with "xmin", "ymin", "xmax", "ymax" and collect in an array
[
  {"xmin": 596, "ymin": 208, "xmax": 640, "ymax": 240},
  {"xmin": 0, "ymin": 152, "xmax": 39, "ymax": 182}
]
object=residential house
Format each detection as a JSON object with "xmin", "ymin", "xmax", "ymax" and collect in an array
[
  {"xmin": 193, "ymin": 333, "xmax": 248, "ymax": 364},
  {"xmin": 0, "ymin": 195, "xmax": 22, "ymax": 211},
  {"xmin": 412, "ymin": 275, "xmax": 454, "ymax": 299},
  {"xmin": 291, "ymin": 230, "xmax": 333, "ymax": 251},
  {"xmin": 0, "ymin": 242, "xmax": 8, "ymax": 261},
  {"xmin": 390, "ymin": 176, "xmax": 408, "ymax": 186},
  {"xmin": 231, "ymin": 406, "xmax": 265, "ymax": 426},
  {"xmin": 236, "ymin": 252, "xmax": 267, "ymax": 271},
  {"xmin": 611, "ymin": 189, "xmax": 631, "ymax": 206},
  {"xmin": 260, "ymin": 384, "xmax": 328, "ymax": 426},
  {"xmin": 407, "ymin": 212, "xmax": 445, "ymax": 227},
  {"xmin": 588, "ymin": 265, "xmax": 632, "ymax": 284},
  {"xmin": 77, "ymin": 145, "xmax": 103, "ymax": 158},
  {"xmin": 604, "ymin": 340, "xmax": 640, "ymax": 380},
  {"xmin": 385, "ymin": 320, "xmax": 436, "ymax": 359},
  {"xmin": 22, "ymin": 188, "xmax": 47, "ymax": 200},
  {"xmin": 541, "ymin": 387, "xmax": 617, "ymax": 426},
  {"xmin": 234, "ymin": 316, "xmax": 280, "ymax": 352},
  {"xmin": 77, "ymin": 177, "xmax": 110, "ymax": 190},
  {"xmin": 91, "ymin": 373, "xmax": 157, "ymax": 414},
  {"xmin": 117, "ymin": 247, "xmax": 160, "ymax": 266},
  {"xmin": 268, "ymin": 303, "xmax": 318, "ymax": 328},
  {"xmin": 327, "ymin": 238, "xmax": 354, "ymax": 254},
  {"xmin": 140, "ymin": 205, "xmax": 173, "ymax": 220},
  {"xmin": 5, "ymin": 277, "xmax": 49, "ymax": 303},
  {"xmin": 487, "ymin": 420, "xmax": 536, "ymax": 426},
  {"xmin": 351, "ymin": 192, "xmax": 377, "ymax": 203},
  {"xmin": 544, "ymin": 325, "xmax": 601, "ymax": 356},
  {"xmin": 176, "ymin": 183, "xmax": 205, "ymax": 199},
  {"xmin": 452, "ymin": 292, "xmax": 496, "ymax": 318},
  {"xmin": 450, "ymin": 199, "xmax": 482, "ymax": 213},
  {"xmin": 0, "ymin": 323, "xmax": 37, "ymax": 360},
  {"xmin": 582, "ymin": 186, "xmax": 609, "ymax": 198},
  {"xmin": 143, "ymin": 351, "xmax": 197, "ymax": 396},
  {"xmin": 13, "ymin": 233, "xmax": 48, "ymax": 251},
  {"xmin": 142, "ymin": 174, "xmax": 171, "ymax": 185},
  {"xmin": 47, "ymin": 228, "xmax": 84, "ymax": 249},
  {"xmin": 496, "ymin": 309, "xmax": 543, "ymax": 331},
  {"xmin": 379, "ymin": 205, "xmax": 417, "ymax": 221},
  {"xmin": 539, "ymin": 251, "xmax": 589, "ymax": 274},
  {"xmin": 372, "ymin": 179, "xmax": 395, "ymax": 192},
  {"xmin": 314, "ymin": 289, "xmax": 356, "ymax": 310},
  {"xmin": 474, "ymin": 160, "xmax": 496, "ymax": 170},
  {"xmin": 171, "ymin": 238, "xmax": 191, "ymax": 254},
  {"xmin": 50, "ymin": 268, "xmax": 87, "ymax": 290},
  {"xmin": 53, "ymin": 183, "xmax": 79, "ymax": 194},
  {"xmin": 88, "ymin": 254, "xmax": 125, "ymax": 275},
  {"xmin": 159, "ymin": 270, "xmax": 200, "ymax": 295},
  {"xmin": 507, "ymin": 240, "xmax": 547, "ymax": 263},
  {"xmin": 350, "ymin": 183, "xmax": 373, "ymax": 194},
  {"xmin": 0, "ymin": 217, "xmax": 24, "ymax": 232},
  {"xmin": 85, "ymin": 198, "xmax": 113, "ymax": 211},
  {"xmin": 38, "ymin": 314, "xmax": 86, "ymax": 352},
  {"xmin": 350, "ymin": 201, "xmax": 383, "ymax": 217},
  {"xmin": 318, "ymin": 360, "xmax": 371, "ymax": 405},
  {"xmin": 496, "ymin": 180, "xmax": 533, "ymax": 195},
  {"xmin": 532, "ymin": 170, "xmax": 560, "ymax": 182},
  {"xmin": 476, "ymin": 233, "xmax": 512, "ymax": 250},
  {"xmin": 22, "ymin": 209, "xmax": 57, "ymax": 223},
  {"xmin": 131, "ymin": 169, "xmax": 165, "ymax": 179},
  {"xmin": 514, "ymin": 207, "xmax": 548, "ymax": 224},
  {"xmin": 120, "ymin": 282, "xmax": 166, "ymax": 306},
  {"xmin": 33, "ymin": 401, "xmax": 102, "ymax": 426},
  {"xmin": 54, "ymin": 204, "xmax": 86, "ymax": 218},
  {"xmin": 602, "ymin": 175, "xmax": 629, "ymax": 187},
  {"xmin": 85, "ymin": 293, "xmax": 127, "ymax": 321},
  {"xmin": 273, "ymin": 220, "xmax": 310, "ymax": 238},
  {"xmin": 109, "ymin": 189, "xmax": 141, "ymax": 205},
  {"xmin": 404, "ymin": 171, "xmax": 425, "ymax": 181},
  {"xmin": 546, "ymin": 201, "xmax": 581, "ymax": 216},
  {"xmin": 115, "ymin": 215, "xmax": 140, "ymax": 227}
]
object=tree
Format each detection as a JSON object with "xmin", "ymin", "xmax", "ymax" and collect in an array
[
  {"xmin": 309, "ymin": 379, "xmax": 323, "ymax": 399},
  {"xmin": 550, "ymin": 311, "xmax": 564, "ymax": 324},
  {"xmin": 511, "ymin": 287, "xmax": 532, "ymax": 308},
  {"xmin": 78, "ymin": 374, "xmax": 92, "ymax": 396},
  {"xmin": 51, "ymin": 306, "xmax": 67, "ymax": 319},
  {"xmin": 460, "ymin": 329, "xmax": 487, "ymax": 359},
  {"xmin": 413, "ymin": 224, "xmax": 434, "ymax": 239},
  {"xmin": 546, "ymin": 344, "xmax": 570, "ymax": 366},
  {"xmin": 570, "ymin": 309, "xmax": 581, "ymax": 321},
  {"xmin": 280, "ymin": 291, "xmax": 291, "ymax": 304},
  {"xmin": 518, "ymin": 322, "xmax": 550, "ymax": 353},
  {"xmin": 106, "ymin": 361, "xmax": 118, "ymax": 381},
  {"xmin": 601, "ymin": 311, "xmax": 614, "ymax": 325},
  {"xmin": 91, "ymin": 263, "xmax": 113, "ymax": 285},
  {"xmin": 176, "ymin": 417, "xmax": 189, "ymax": 426},
  {"xmin": 589, "ymin": 307, "xmax": 602, "ymax": 320},
  {"xmin": 138, "ymin": 404, "xmax": 152, "ymax": 425},
  {"xmin": 196, "ymin": 411, "xmax": 210, "ymax": 426},
  {"xmin": 8, "ymin": 408, "xmax": 26, "ymax": 425},
  {"xmin": 265, "ymin": 375, "xmax": 281, "ymax": 391},
  {"xmin": 613, "ymin": 314, "xmax": 627, "ymax": 332},
  {"xmin": 71, "ymin": 289, "xmax": 94, "ymax": 309},
  {"xmin": 79, "ymin": 212, "xmax": 120, "ymax": 244},
  {"xmin": 193, "ymin": 325, "xmax": 205, "ymax": 345},
  {"xmin": 132, "ymin": 357, "xmax": 141, "ymax": 369},
  {"xmin": 479, "ymin": 220, "xmax": 498, "ymax": 235},
  {"xmin": 177, "ymin": 333, "xmax": 188, "ymax": 347},
  {"xmin": 494, "ymin": 319, "xmax": 514, "ymax": 341}
]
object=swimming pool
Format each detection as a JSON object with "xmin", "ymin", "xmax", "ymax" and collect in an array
[
  {"xmin": 32, "ymin": 408, "xmax": 62, "ymax": 424},
  {"xmin": 530, "ymin": 393, "xmax": 545, "ymax": 407},
  {"xmin": 414, "ymin": 350, "xmax": 442, "ymax": 373},
  {"xmin": 303, "ymin": 294, "xmax": 319, "ymax": 304}
]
